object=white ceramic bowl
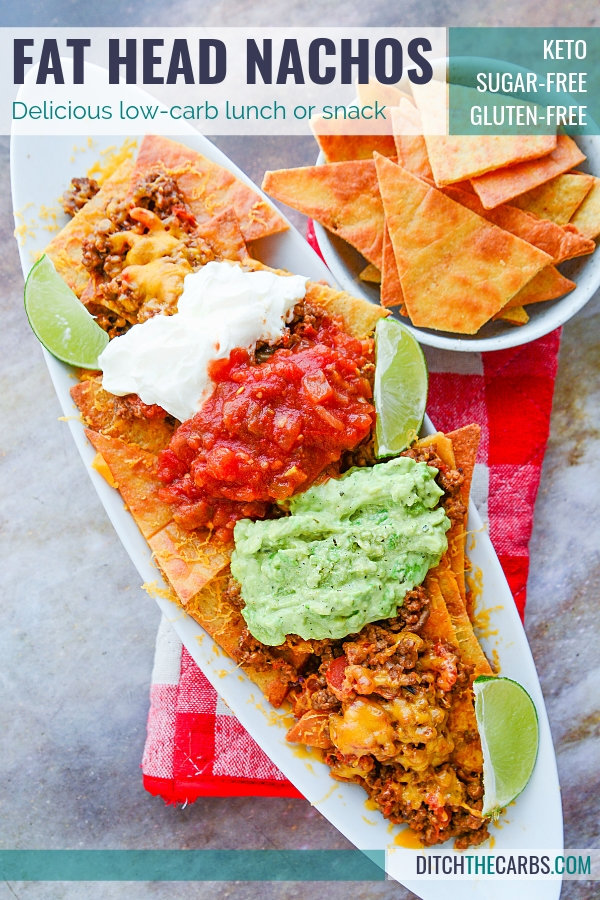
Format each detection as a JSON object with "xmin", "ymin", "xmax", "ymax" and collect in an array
[{"xmin": 314, "ymin": 134, "xmax": 600, "ymax": 353}]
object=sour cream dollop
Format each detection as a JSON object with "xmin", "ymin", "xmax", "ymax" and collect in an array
[{"xmin": 98, "ymin": 261, "xmax": 308, "ymax": 422}]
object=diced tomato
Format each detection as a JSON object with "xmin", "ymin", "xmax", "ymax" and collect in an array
[
  {"xmin": 172, "ymin": 205, "xmax": 197, "ymax": 228},
  {"xmin": 302, "ymin": 370, "xmax": 334, "ymax": 404},
  {"xmin": 326, "ymin": 656, "xmax": 348, "ymax": 693},
  {"xmin": 158, "ymin": 314, "xmax": 374, "ymax": 535}
]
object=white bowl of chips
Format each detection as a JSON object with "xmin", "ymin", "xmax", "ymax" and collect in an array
[
  {"xmin": 312, "ymin": 137, "xmax": 600, "ymax": 352},
  {"xmin": 263, "ymin": 75, "xmax": 600, "ymax": 352}
]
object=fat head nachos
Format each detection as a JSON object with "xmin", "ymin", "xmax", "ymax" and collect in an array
[{"xmin": 47, "ymin": 136, "xmax": 498, "ymax": 848}]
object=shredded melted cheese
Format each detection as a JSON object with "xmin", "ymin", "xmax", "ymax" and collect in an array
[{"xmin": 87, "ymin": 138, "xmax": 138, "ymax": 185}]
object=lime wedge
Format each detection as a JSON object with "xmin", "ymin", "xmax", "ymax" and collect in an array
[
  {"xmin": 474, "ymin": 675, "xmax": 539, "ymax": 818},
  {"xmin": 24, "ymin": 254, "xmax": 109, "ymax": 369},
  {"xmin": 373, "ymin": 317, "xmax": 428, "ymax": 457}
]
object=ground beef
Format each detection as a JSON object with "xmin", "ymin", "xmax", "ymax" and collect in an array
[
  {"xmin": 254, "ymin": 301, "xmax": 337, "ymax": 361},
  {"xmin": 237, "ymin": 628, "xmax": 274, "ymax": 670},
  {"xmin": 341, "ymin": 435, "xmax": 377, "ymax": 469},
  {"xmin": 131, "ymin": 168, "xmax": 195, "ymax": 227},
  {"xmin": 362, "ymin": 762, "xmax": 489, "ymax": 848},
  {"xmin": 236, "ymin": 627, "xmax": 300, "ymax": 693},
  {"xmin": 79, "ymin": 300, "xmax": 130, "ymax": 339},
  {"xmin": 385, "ymin": 586, "xmax": 430, "ymax": 632},
  {"xmin": 309, "ymin": 687, "xmax": 341, "ymax": 711},
  {"xmin": 80, "ymin": 198, "xmax": 132, "ymax": 277},
  {"xmin": 222, "ymin": 576, "xmax": 244, "ymax": 610},
  {"xmin": 62, "ymin": 177, "xmax": 100, "ymax": 217},
  {"xmin": 80, "ymin": 168, "xmax": 197, "ymax": 284},
  {"xmin": 343, "ymin": 626, "xmax": 423, "ymax": 669},
  {"xmin": 281, "ymin": 607, "xmax": 488, "ymax": 848},
  {"xmin": 402, "ymin": 444, "xmax": 466, "ymax": 523}
]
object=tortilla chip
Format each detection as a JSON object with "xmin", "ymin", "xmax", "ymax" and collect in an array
[
  {"xmin": 471, "ymin": 134, "xmax": 586, "ymax": 209},
  {"xmin": 374, "ymin": 154, "xmax": 551, "ymax": 333},
  {"xmin": 494, "ymin": 305, "xmax": 529, "ymax": 325},
  {"xmin": 446, "ymin": 424, "xmax": 480, "ymax": 600},
  {"xmin": 359, "ymin": 263, "xmax": 381, "ymax": 284},
  {"xmin": 390, "ymin": 100, "xmax": 434, "ymax": 180},
  {"xmin": 435, "ymin": 564, "xmax": 492, "ymax": 678},
  {"xmin": 570, "ymin": 176, "xmax": 600, "ymax": 239},
  {"xmin": 424, "ymin": 563, "xmax": 491, "ymax": 775},
  {"xmin": 446, "ymin": 424, "xmax": 480, "ymax": 507},
  {"xmin": 148, "ymin": 521, "xmax": 232, "ymax": 607},
  {"xmin": 310, "ymin": 80, "xmax": 406, "ymax": 162},
  {"xmin": 443, "ymin": 182, "xmax": 595, "ymax": 263},
  {"xmin": 414, "ymin": 432, "xmax": 464, "ymax": 599},
  {"xmin": 420, "ymin": 426, "xmax": 479, "ymax": 605},
  {"xmin": 45, "ymin": 160, "xmax": 134, "ymax": 297},
  {"xmin": 84, "ymin": 429, "xmax": 173, "ymax": 540},
  {"xmin": 135, "ymin": 135, "xmax": 287, "ymax": 243},
  {"xmin": 511, "ymin": 172, "xmax": 595, "ymax": 224},
  {"xmin": 422, "ymin": 575, "xmax": 462, "ymax": 647},
  {"xmin": 413, "ymin": 81, "xmax": 556, "ymax": 187},
  {"xmin": 356, "ymin": 79, "xmax": 411, "ymax": 109},
  {"xmin": 311, "ymin": 117, "xmax": 396, "ymax": 163},
  {"xmin": 262, "ymin": 160, "xmax": 385, "ymax": 267},
  {"xmin": 501, "ymin": 265, "xmax": 575, "ymax": 311},
  {"xmin": 305, "ymin": 279, "xmax": 388, "ymax": 337},
  {"xmin": 195, "ymin": 208, "xmax": 248, "ymax": 261},
  {"xmin": 175, "ymin": 572, "xmax": 290, "ymax": 707},
  {"xmin": 70, "ymin": 377, "xmax": 174, "ymax": 453},
  {"xmin": 380, "ymin": 223, "xmax": 405, "ymax": 309}
]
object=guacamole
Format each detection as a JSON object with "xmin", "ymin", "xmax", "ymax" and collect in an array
[{"xmin": 230, "ymin": 456, "xmax": 450, "ymax": 646}]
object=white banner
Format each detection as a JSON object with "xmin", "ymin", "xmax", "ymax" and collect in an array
[{"xmin": 2, "ymin": 27, "xmax": 446, "ymax": 136}]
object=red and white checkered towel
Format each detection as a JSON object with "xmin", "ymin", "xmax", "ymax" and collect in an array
[{"xmin": 142, "ymin": 223, "xmax": 561, "ymax": 803}]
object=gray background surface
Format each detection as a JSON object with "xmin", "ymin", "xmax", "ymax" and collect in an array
[{"xmin": 1, "ymin": 4, "xmax": 599, "ymax": 900}]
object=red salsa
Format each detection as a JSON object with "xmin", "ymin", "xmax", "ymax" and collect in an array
[{"xmin": 157, "ymin": 312, "xmax": 374, "ymax": 541}]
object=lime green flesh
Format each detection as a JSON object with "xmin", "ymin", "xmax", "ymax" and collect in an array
[
  {"xmin": 374, "ymin": 317, "xmax": 428, "ymax": 458},
  {"xmin": 24, "ymin": 254, "xmax": 109, "ymax": 369},
  {"xmin": 474, "ymin": 675, "xmax": 540, "ymax": 818}
]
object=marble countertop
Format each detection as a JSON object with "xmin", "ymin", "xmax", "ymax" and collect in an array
[{"xmin": 1, "ymin": 7, "xmax": 599, "ymax": 900}]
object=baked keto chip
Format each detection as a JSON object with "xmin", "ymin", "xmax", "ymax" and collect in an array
[
  {"xmin": 501, "ymin": 265, "xmax": 575, "ymax": 311},
  {"xmin": 135, "ymin": 135, "xmax": 288, "ymax": 243},
  {"xmin": 84, "ymin": 429, "xmax": 173, "ymax": 540},
  {"xmin": 374, "ymin": 154, "xmax": 551, "ymax": 333},
  {"xmin": 510, "ymin": 172, "xmax": 595, "ymax": 224},
  {"xmin": 311, "ymin": 116, "xmax": 397, "ymax": 163},
  {"xmin": 443, "ymin": 182, "xmax": 595, "ymax": 264},
  {"xmin": 303, "ymin": 277, "xmax": 388, "ymax": 336},
  {"xmin": 416, "ymin": 430, "xmax": 468, "ymax": 602},
  {"xmin": 390, "ymin": 99, "xmax": 434, "ymax": 180},
  {"xmin": 358, "ymin": 263, "xmax": 381, "ymax": 284},
  {"xmin": 471, "ymin": 134, "xmax": 586, "ymax": 209},
  {"xmin": 412, "ymin": 81, "xmax": 557, "ymax": 187},
  {"xmin": 570, "ymin": 176, "xmax": 600, "ymax": 239},
  {"xmin": 45, "ymin": 160, "xmax": 134, "ymax": 297},
  {"xmin": 380, "ymin": 223, "xmax": 405, "ymax": 310},
  {"xmin": 193, "ymin": 208, "xmax": 248, "ymax": 262},
  {"xmin": 148, "ymin": 521, "xmax": 232, "ymax": 605},
  {"xmin": 262, "ymin": 159, "xmax": 385, "ymax": 268},
  {"xmin": 310, "ymin": 79, "xmax": 407, "ymax": 163},
  {"xmin": 445, "ymin": 424, "xmax": 481, "ymax": 600},
  {"xmin": 181, "ymin": 572, "xmax": 292, "ymax": 707},
  {"xmin": 356, "ymin": 78, "xmax": 411, "ymax": 109},
  {"xmin": 70, "ymin": 377, "xmax": 175, "ymax": 453},
  {"xmin": 494, "ymin": 305, "xmax": 529, "ymax": 325}
]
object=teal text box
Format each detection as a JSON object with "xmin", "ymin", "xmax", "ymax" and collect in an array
[
  {"xmin": 448, "ymin": 28, "xmax": 600, "ymax": 135},
  {"xmin": 0, "ymin": 849, "xmax": 386, "ymax": 881}
]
